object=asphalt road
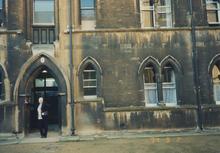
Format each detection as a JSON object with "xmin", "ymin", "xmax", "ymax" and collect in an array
[{"xmin": 0, "ymin": 135, "xmax": 220, "ymax": 153}]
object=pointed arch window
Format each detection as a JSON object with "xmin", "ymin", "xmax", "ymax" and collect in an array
[
  {"xmin": 0, "ymin": 0, "xmax": 5, "ymax": 27},
  {"xmin": 212, "ymin": 65, "xmax": 220, "ymax": 103},
  {"xmin": 162, "ymin": 64, "xmax": 177, "ymax": 105},
  {"xmin": 83, "ymin": 63, "xmax": 97, "ymax": 98},
  {"xmin": 143, "ymin": 65, "xmax": 158, "ymax": 105}
]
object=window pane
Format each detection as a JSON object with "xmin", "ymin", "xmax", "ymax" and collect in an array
[
  {"xmin": 81, "ymin": 0, "xmax": 94, "ymax": 8},
  {"xmin": 34, "ymin": 0, "xmax": 54, "ymax": 24},
  {"xmin": 144, "ymin": 67, "xmax": 156, "ymax": 83},
  {"xmin": 157, "ymin": 13, "xmax": 167, "ymax": 26},
  {"xmin": 80, "ymin": 0, "xmax": 95, "ymax": 20},
  {"xmin": 83, "ymin": 71, "xmax": 96, "ymax": 79},
  {"xmin": 141, "ymin": 0, "xmax": 154, "ymax": 7},
  {"xmin": 83, "ymin": 80, "xmax": 97, "ymax": 87},
  {"xmin": 46, "ymin": 78, "xmax": 57, "ymax": 87},
  {"xmin": 35, "ymin": 79, "xmax": 44, "ymax": 87},
  {"xmin": 163, "ymin": 67, "xmax": 175, "ymax": 82},
  {"xmin": 207, "ymin": 3, "xmax": 218, "ymax": 10},
  {"xmin": 49, "ymin": 29, "xmax": 55, "ymax": 44},
  {"xmin": 144, "ymin": 83, "xmax": 158, "ymax": 104},
  {"xmin": 41, "ymin": 29, "xmax": 47, "ymax": 44},
  {"xmin": 162, "ymin": 83, "xmax": 177, "ymax": 103},
  {"xmin": 0, "ymin": 0, "xmax": 2, "ymax": 9},
  {"xmin": 83, "ymin": 63, "xmax": 97, "ymax": 96},
  {"xmin": 207, "ymin": 10, "xmax": 219, "ymax": 22},
  {"xmin": 84, "ymin": 88, "xmax": 96, "ymax": 96},
  {"xmin": 81, "ymin": 10, "xmax": 95, "ymax": 20},
  {"xmin": 33, "ymin": 29, "xmax": 39, "ymax": 44},
  {"xmin": 158, "ymin": 0, "xmax": 171, "ymax": 6},
  {"xmin": 141, "ymin": 10, "xmax": 154, "ymax": 27},
  {"xmin": 214, "ymin": 83, "xmax": 220, "ymax": 101}
]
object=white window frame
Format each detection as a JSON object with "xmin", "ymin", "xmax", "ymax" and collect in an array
[
  {"xmin": 33, "ymin": 0, "xmax": 55, "ymax": 26},
  {"xmin": 162, "ymin": 66, "xmax": 177, "ymax": 106},
  {"xmin": 213, "ymin": 80, "xmax": 220, "ymax": 104},
  {"xmin": 206, "ymin": 0, "xmax": 220, "ymax": 24},
  {"xmin": 140, "ymin": 1, "xmax": 156, "ymax": 28},
  {"xmin": 83, "ymin": 69, "xmax": 97, "ymax": 99},
  {"xmin": 144, "ymin": 83, "xmax": 158, "ymax": 107},
  {"xmin": 143, "ymin": 67, "xmax": 158, "ymax": 106},
  {"xmin": 157, "ymin": 4, "xmax": 172, "ymax": 28},
  {"xmin": 80, "ymin": 0, "xmax": 96, "ymax": 30},
  {"xmin": 140, "ymin": 0, "xmax": 172, "ymax": 28}
]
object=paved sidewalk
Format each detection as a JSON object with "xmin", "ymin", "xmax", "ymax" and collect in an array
[{"xmin": 1, "ymin": 128, "xmax": 220, "ymax": 145}]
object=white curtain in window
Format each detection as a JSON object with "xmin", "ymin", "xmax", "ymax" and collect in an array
[
  {"xmin": 144, "ymin": 83, "xmax": 158, "ymax": 105},
  {"xmin": 162, "ymin": 82, "xmax": 176, "ymax": 103},
  {"xmin": 162, "ymin": 69, "xmax": 177, "ymax": 104},
  {"xmin": 212, "ymin": 65, "xmax": 220, "ymax": 102},
  {"xmin": 214, "ymin": 82, "xmax": 220, "ymax": 101}
]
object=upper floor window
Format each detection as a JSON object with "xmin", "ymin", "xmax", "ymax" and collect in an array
[
  {"xmin": 83, "ymin": 63, "xmax": 97, "ymax": 98},
  {"xmin": 162, "ymin": 64, "xmax": 177, "ymax": 105},
  {"xmin": 140, "ymin": 0, "xmax": 172, "ymax": 28},
  {"xmin": 80, "ymin": 0, "xmax": 96, "ymax": 30},
  {"xmin": 143, "ymin": 65, "xmax": 158, "ymax": 106},
  {"xmin": 206, "ymin": 0, "xmax": 220, "ymax": 24},
  {"xmin": 0, "ymin": 0, "xmax": 4, "ymax": 27},
  {"xmin": 33, "ymin": 0, "xmax": 55, "ymax": 25}
]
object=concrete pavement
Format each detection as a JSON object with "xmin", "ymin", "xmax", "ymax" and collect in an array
[{"xmin": 1, "ymin": 128, "xmax": 220, "ymax": 145}]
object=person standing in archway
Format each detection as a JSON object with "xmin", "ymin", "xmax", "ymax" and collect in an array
[{"xmin": 37, "ymin": 97, "xmax": 49, "ymax": 138}]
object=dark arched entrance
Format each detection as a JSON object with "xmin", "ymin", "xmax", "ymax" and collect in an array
[
  {"xmin": 15, "ymin": 54, "xmax": 68, "ymax": 136},
  {"xmin": 29, "ymin": 67, "xmax": 60, "ymax": 133}
]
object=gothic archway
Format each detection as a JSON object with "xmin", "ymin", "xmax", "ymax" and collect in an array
[{"xmin": 14, "ymin": 53, "xmax": 70, "ymax": 135}]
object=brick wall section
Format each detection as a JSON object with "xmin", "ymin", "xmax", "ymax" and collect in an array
[{"xmin": 96, "ymin": 0, "xmax": 140, "ymax": 28}]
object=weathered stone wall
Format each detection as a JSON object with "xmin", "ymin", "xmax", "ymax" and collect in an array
[
  {"xmin": 96, "ymin": 0, "xmax": 140, "ymax": 28},
  {"xmin": 72, "ymin": 30, "xmax": 195, "ymax": 107},
  {"xmin": 196, "ymin": 30, "xmax": 220, "ymax": 105},
  {"xmin": 0, "ymin": 104, "xmax": 14, "ymax": 132},
  {"xmin": 1, "ymin": 0, "xmax": 220, "ymax": 134},
  {"xmin": 74, "ymin": 100, "xmax": 197, "ymax": 134}
]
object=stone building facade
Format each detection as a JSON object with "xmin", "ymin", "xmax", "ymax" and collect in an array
[{"xmin": 0, "ymin": 0, "xmax": 220, "ymax": 136}]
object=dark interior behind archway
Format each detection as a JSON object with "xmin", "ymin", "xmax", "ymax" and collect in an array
[{"xmin": 30, "ymin": 67, "xmax": 60, "ymax": 132}]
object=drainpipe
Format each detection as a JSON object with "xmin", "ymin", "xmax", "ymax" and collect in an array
[
  {"xmin": 188, "ymin": 0, "xmax": 203, "ymax": 131},
  {"xmin": 68, "ymin": 0, "xmax": 75, "ymax": 135}
]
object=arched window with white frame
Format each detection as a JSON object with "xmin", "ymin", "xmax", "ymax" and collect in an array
[
  {"xmin": 143, "ymin": 65, "xmax": 158, "ymax": 106},
  {"xmin": 212, "ymin": 65, "xmax": 220, "ymax": 104},
  {"xmin": 162, "ymin": 64, "xmax": 177, "ymax": 105},
  {"xmin": 83, "ymin": 63, "xmax": 97, "ymax": 99}
]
